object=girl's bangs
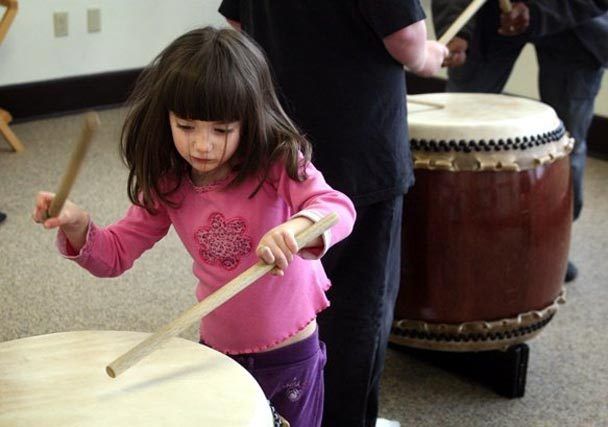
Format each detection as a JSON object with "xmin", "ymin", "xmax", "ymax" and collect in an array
[{"xmin": 162, "ymin": 61, "xmax": 247, "ymax": 123}]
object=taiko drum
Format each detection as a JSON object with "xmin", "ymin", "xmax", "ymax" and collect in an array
[{"xmin": 391, "ymin": 93, "xmax": 572, "ymax": 351}]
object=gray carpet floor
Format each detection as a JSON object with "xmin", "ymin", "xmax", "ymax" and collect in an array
[{"xmin": 1, "ymin": 108, "xmax": 606, "ymax": 426}]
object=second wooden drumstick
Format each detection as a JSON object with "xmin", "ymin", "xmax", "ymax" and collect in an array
[
  {"xmin": 47, "ymin": 112, "xmax": 100, "ymax": 218},
  {"xmin": 438, "ymin": 0, "xmax": 489, "ymax": 45},
  {"xmin": 106, "ymin": 212, "xmax": 340, "ymax": 378}
]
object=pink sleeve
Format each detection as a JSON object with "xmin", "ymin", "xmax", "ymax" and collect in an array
[
  {"xmin": 272, "ymin": 158, "xmax": 356, "ymax": 259},
  {"xmin": 56, "ymin": 203, "xmax": 172, "ymax": 277}
]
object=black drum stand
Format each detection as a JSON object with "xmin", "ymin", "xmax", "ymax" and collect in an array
[{"xmin": 389, "ymin": 342, "xmax": 529, "ymax": 398}]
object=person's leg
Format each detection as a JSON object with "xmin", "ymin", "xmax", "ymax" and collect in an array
[
  {"xmin": 318, "ymin": 196, "xmax": 403, "ymax": 427},
  {"xmin": 536, "ymin": 34, "xmax": 604, "ymax": 222},
  {"xmin": 535, "ymin": 34, "xmax": 604, "ymax": 281},
  {"xmin": 230, "ymin": 330, "xmax": 326, "ymax": 427},
  {"xmin": 446, "ymin": 41, "xmax": 523, "ymax": 93}
]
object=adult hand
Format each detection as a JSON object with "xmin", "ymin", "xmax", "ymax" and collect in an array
[
  {"xmin": 498, "ymin": 2, "xmax": 530, "ymax": 36},
  {"xmin": 443, "ymin": 36, "xmax": 468, "ymax": 68},
  {"xmin": 413, "ymin": 40, "xmax": 449, "ymax": 77}
]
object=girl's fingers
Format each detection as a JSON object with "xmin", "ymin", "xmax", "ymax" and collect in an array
[
  {"xmin": 274, "ymin": 233, "xmax": 293, "ymax": 263},
  {"xmin": 34, "ymin": 191, "xmax": 55, "ymax": 223},
  {"xmin": 272, "ymin": 249, "xmax": 288, "ymax": 270},
  {"xmin": 283, "ymin": 232, "xmax": 299, "ymax": 254},
  {"xmin": 257, "ymin": 245, "xmax": 275, "ymax": 264},
  {"xmin": 42, "ymin": 217, "xmax": 61, "ymax": 229},
  {"xmin": 270, "ymin": 267, "xmax": 285, "ymax": 277}
]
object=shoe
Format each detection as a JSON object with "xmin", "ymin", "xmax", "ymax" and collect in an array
[
  {"xmin": 0, "ymin": 211, "xmax": 6, "ymax": 223},
  {"xmin": 565, "ymin": 261, "xmax": 578, "ymax": 283},
  {"xmin": 376, "ymin": 419, "xmax": 400, "ymax": 427}
]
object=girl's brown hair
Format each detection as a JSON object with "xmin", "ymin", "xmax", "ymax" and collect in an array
[{"xmin": 121, "ymin": 27, "xmax": 311, "ymax": 212}]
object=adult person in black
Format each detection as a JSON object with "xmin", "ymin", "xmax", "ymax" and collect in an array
[
  {"xmin": 0, "ymin": 211, "xmax": 5, "ymax": 223},
  {"xmin": 433, "ymin": 0, "xmax": 608, "ymax": 282},
  {"xmin": 218, "ymin": 2, "xmax": 448, "ymax": 426}
]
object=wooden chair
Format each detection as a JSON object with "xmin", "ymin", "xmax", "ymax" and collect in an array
[{"xmin": 0, "ymin": 0, "xmax": 24, "ymax": 152}]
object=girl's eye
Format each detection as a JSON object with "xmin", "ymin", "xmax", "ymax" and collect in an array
[
  {"xmin": 214, "ymin": 127, "xmax": 234, "ymax": 134},
  {"xmin": 177, "ymin": 123, "xmax": 194, "ymax": 130}
]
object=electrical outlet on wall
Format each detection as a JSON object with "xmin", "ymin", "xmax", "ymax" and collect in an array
[
  {"xmin": 53, "ymin": 12, "xmax": 68, "ymax": 37},
  {"xmin": 87, "ymin": 8, "xmax": 101, "ymax": 33}
]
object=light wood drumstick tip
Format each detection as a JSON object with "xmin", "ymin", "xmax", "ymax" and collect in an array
[{"xmin": 106, "ymin": 366, "xmax": 117, "ymax": 378}]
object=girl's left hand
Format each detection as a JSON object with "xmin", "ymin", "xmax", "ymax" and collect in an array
[{"xmin": 256, "ymin": 217, "xmax": 316, "ymax": 276}]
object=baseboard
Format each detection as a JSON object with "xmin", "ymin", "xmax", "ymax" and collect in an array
[
  {"xmin": 0, "ymin": 70, "xmax": 605, "ymax": 159},
  {"xmin": 0, "ymin": 68, "xmax": 143, "ymax": 123},
  {"xmin": 405, "ymin": 73, "xmax": 607, "ymax": 160}
]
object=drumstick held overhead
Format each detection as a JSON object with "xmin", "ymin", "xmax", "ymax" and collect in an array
[
  {"xmin": 438, "ymin": 0, "xmax": 489, "ymax": 45},
  {"xmin": 106, "ymin": 212, "xmax": 340, "ymax": 378},
  {"xmin": 47, "ymin": 112, "xmax": 100, "ymax": 218}
]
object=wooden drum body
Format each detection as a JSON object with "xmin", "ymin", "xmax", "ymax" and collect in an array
[
  {"xmin": 391, "ymin": 93, "xmax": 573, "ymax": 351},
  {"xmin": 0, "ymin": 331, "xmax": 275, "ymax": 426}
]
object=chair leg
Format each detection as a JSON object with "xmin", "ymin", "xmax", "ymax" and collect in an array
[{"xmin": 0, "ymin": 109, "xmax": 25, "ymax": 152}]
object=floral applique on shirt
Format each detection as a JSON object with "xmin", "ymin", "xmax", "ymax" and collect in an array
[{"xmin": 194, "ymin": 212, "xmax": 253, "ymax": 271}]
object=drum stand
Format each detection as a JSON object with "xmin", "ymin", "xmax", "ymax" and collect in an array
[{"xmin": 390, "ymin": 343, "xmax": 529, "ymax": 398}]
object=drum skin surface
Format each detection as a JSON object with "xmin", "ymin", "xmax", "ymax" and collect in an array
[
  {"xmin": 391, "ymin": 93, "xmax": 572, "ymax": 351},
  {"xmin": 0, "ymin": 331, "xmax": 274, "ymax": 427}
]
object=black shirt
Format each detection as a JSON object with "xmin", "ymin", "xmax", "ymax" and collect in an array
[{"xmin": 219, "ymin": 1, "xmax": 426, "ymax": 206}]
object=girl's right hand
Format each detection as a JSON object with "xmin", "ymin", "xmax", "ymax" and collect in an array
[{"xmin": 33, "ymin": 191, "xmax": 89, "ymax": 250}]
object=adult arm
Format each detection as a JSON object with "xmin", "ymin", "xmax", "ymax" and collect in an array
[
  {"xmin": 382, "ymin": 21, "xmax": 449, "ymax": 76},
  {"xmin": 525, "ymin": 0, "xmax": 608, "ymax": 37},
  {"xmin": 358, "ymin": 0, "xmax": 448, "ymax": 76},
  {"xmin": 218, "ymin": 0, "xmax": 241, "ymax": 30}
]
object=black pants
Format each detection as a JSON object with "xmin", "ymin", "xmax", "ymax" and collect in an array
[{"xmin": 318, "ymin": 196, "xmax": 403, "ymax": 427}]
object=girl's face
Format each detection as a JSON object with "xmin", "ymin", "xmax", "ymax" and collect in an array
[{"xmin": 169, "ymin": 112, "xmax": 241, "ymax": 185}]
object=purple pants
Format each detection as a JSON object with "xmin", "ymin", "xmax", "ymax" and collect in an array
[{"xmin": 229, "ymin": 329, "xmax": 326, "ymax": 427}]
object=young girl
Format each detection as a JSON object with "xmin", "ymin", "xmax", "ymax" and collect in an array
[{"xmin": 33, "ymin": 27, "xmax": 355, "ymax": 427}]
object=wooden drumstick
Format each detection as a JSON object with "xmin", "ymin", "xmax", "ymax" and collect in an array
[
  {"xmin": 106, "ymin": 212, "xmax": 340, "ymax": 378},
  {"xmin": 438, "ymin": 0, "xmax": 488, "ymax": 45},
  {"xmin": 499, "ymin": 0, "xmax": 513, "ymax": 13},
  {"xmin": 47, "ymin": 112, "xmax": 100, "ymax": 218}
]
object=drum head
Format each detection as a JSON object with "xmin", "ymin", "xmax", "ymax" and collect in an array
[
  {"xmin": 407, "ymin": 93, "xmax": 572, "ymax": 172},
  {"xmin": 0, "ymin": 331, "xmax": 273, "ymax": 426}
]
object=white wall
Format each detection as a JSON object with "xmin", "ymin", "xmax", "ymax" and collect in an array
[{"xmin": 0, "ymin": 0, "xmax": 226, "ymax": 85}]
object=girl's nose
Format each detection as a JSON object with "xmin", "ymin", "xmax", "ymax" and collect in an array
[{"xmin": 192, "ymin": 132, "xmax": 212, "ymax": 153}]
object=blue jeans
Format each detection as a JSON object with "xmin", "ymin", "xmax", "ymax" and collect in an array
[{"xmin": 447, "ymin": 31, "xmax": 604, "ymax": 221}]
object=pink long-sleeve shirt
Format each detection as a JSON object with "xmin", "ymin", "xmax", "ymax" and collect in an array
[{"xmin": 57, "ymin": 159, "xmax": 356, "ymax": 354}]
